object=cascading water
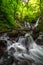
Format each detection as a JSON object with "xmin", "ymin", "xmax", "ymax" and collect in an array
[
  {"xmin": 0, "ymin": 17, "xmax": 42, "ymax": 65},
  {"xmin": 0, "ymin": 32, "xmax": 43, "ymax": 65}
]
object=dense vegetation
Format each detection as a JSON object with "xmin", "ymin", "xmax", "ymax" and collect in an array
[{"xmin": 0, "ymin": 0, "xmax": 43, "ymax": 32}]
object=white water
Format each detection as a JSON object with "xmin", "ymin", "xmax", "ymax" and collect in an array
[
  {"xmin": 0, "ymin": 33, "xmax": 43, "ymax": 65},
  {"xmin": 34, "ymin": 16, "xmax": 41, "ymax": 28},
  {"xmin": 1, "ymin": 33, "xmax": 43, "ymax": 65}
]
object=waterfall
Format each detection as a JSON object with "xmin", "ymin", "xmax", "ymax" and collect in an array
[{"xmin": 33, "ymin": 16, "xmax": 41, "ymax": 29}]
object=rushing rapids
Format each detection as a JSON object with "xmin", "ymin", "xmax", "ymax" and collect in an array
[{"xmin": 0, "ymin": 33, "xmax": 43, "ymax": 65}]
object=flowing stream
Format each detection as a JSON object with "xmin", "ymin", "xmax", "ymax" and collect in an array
[
  {"xmin": 0, "ymin": 32, "xmax": 43, "ymax": 65},
  {"xmin": 0, "ymin": 17, "xmax": 43, "ymax": 65}
]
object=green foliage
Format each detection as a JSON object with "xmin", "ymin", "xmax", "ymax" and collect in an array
[
  {"xmin": 38, "ymin": 19, "xmax": 43, "ymax": 32},
  {"xmin": 15, "ymin": 0, "xmax": 41, "ymax": 22},
  {"xmin": 0, "ymin": 0, "xmax": 43, "ymax": 31},
  {"xmin": 0, "ymin": 0, "xmax": 16, "ymax": 26}
]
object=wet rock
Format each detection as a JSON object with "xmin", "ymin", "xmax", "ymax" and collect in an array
[
  {"xmin": 0, "ymin": 55, "xmax": 14, "ymax": 65},
  {"xmin": 0, "ymin": 40, "xmax": 7, "ymax": 48},
  {"xmin": 0, "ymin": 40, "xmax": 14, "ymax": 65},
  {"xmin": 36, "ymin": 32, "xmax": 43, "ymax": 45},
  {"xmin": 22, "ymin": 22, "xmax": 31, "ymax": 29},
  {"xmin": 0, "ymin": 40, "xmax": 7, "ymax": 57},
  {"xmin": 18, "ymin": 60, "xmax": 29, "ymax": 65},
  {"xmin": 7, "ymin": 30, "xmax": 18, "ymax": 38},
  {"xmin": 32, "ymin": 27, "xmax": 40, "ymax": 40}
]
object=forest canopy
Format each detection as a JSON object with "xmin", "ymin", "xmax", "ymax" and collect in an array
[{"xmin": 0, "ymin": 0, "xmax": 43, "ymax": 31}]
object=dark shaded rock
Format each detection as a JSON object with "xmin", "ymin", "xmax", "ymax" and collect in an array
[
  {"xmin": 36, "ymin": 39, "xmax": 43, "ymax": 45},
  {"xmin": 36, "ymin": 32, "xmax": 43, "ymax": 45},
  {"xmin": 0, "ymin": 40, "xmax": 7, "ymax": 57},
  {"xmin": 0, "ymin": 40, "xmax": 7, "ymax": 48},
  {"xmin": 3, "ymin": 56, "xmax": 14, "ymax": 65},
  {"xmin": 0, "ymin": 55, "xmax": 14, "ymax": 65},
  {"xmin": 32, "ymin": 27, "xmax": 40, "ymax": 40},
  {"xmin": 18, "ymin": 60, "xmax": 29, "ymax": 65},
  {"xmin": 7, "ymin": 31, "xmax": 18, "ymax": 38}
]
